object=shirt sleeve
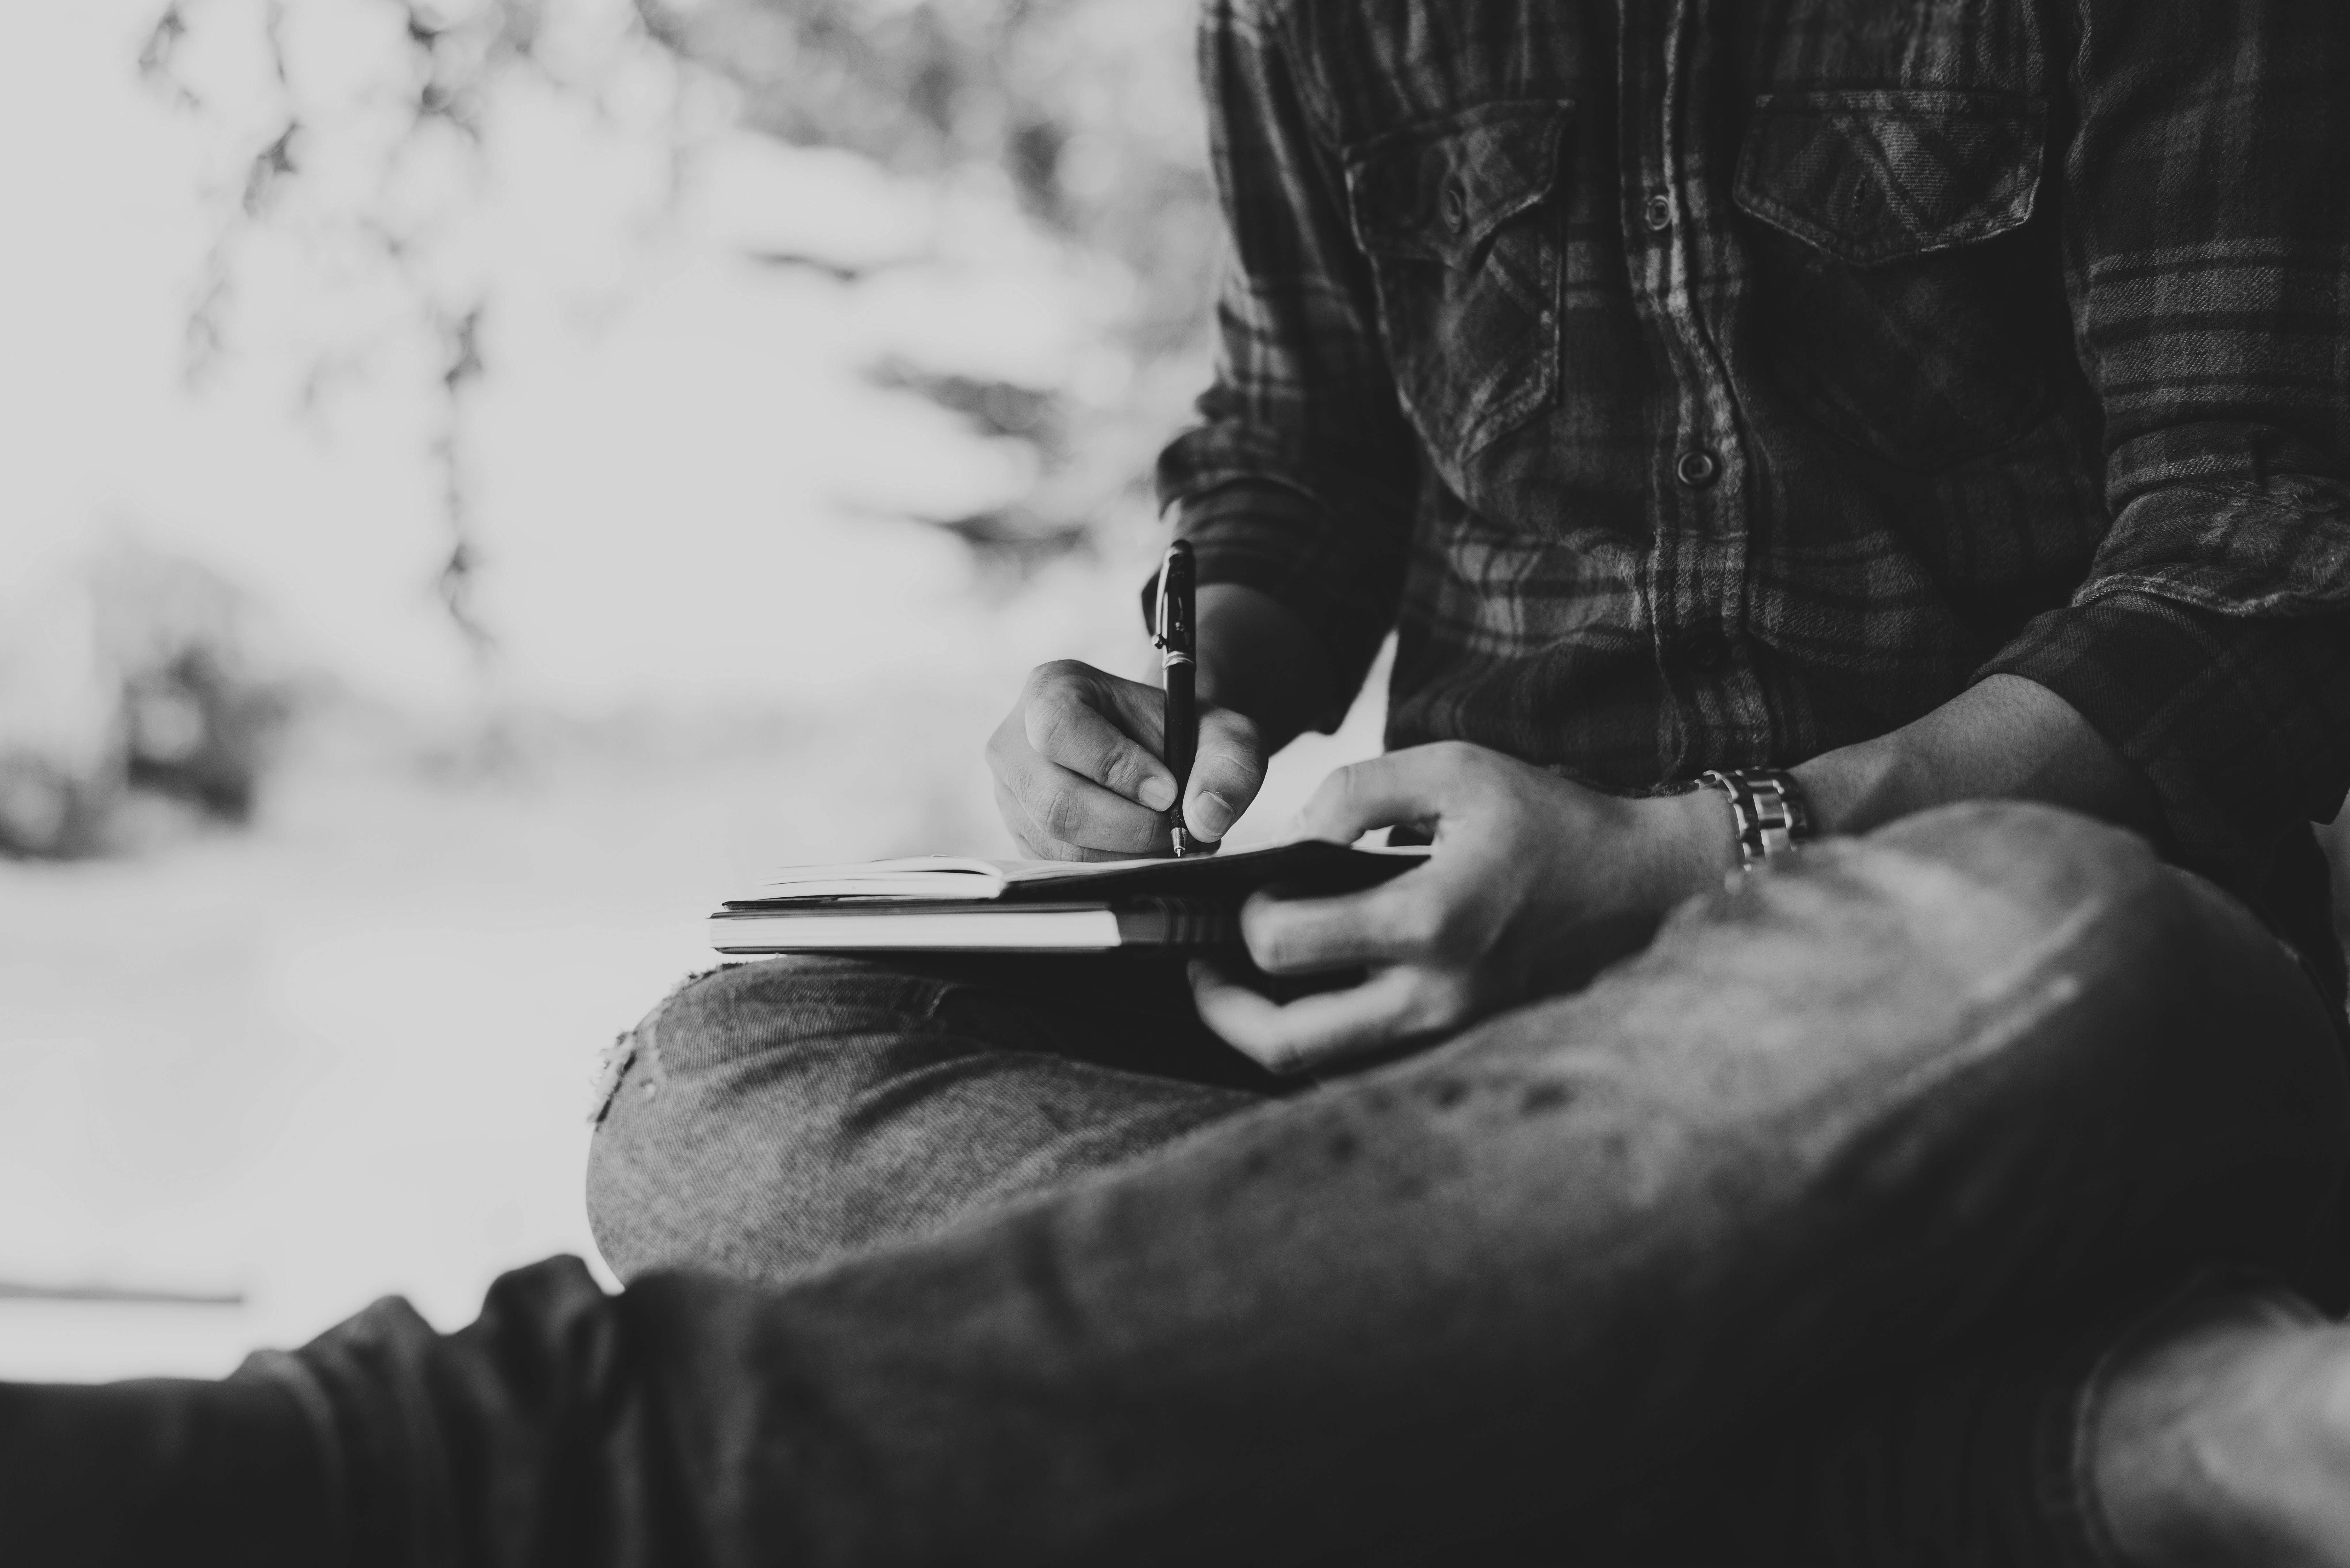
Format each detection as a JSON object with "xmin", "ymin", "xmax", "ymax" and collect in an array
[
  {"xmin": 1151, "ymin": 0, "xmax": 1419, "ymax": 725},
  {"xmin": 1978, "ymin": 0, "xmax": 2350, "ymax": 886}
]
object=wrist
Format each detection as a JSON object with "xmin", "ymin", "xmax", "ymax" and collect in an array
[
  {"xmin": 1636, "ymin": 786, "xmax": 1741, "ymax": 912},
  {"xmin": 1791, "ymin": 735, "xmax": 1915, "ymax": 839},
  {"xmin": 1793, "ymin": 676, "xmax": 2164, "ymax": 840}
]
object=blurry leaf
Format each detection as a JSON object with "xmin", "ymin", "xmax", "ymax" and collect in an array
[
  {"xmin": 868, "ymin": 359, "xmax": 1059, "ymax": 446},
  {"xmin": 444, "ymin": 307, "xmax": 486, "ymax": 394},
  {"xmin": 925, "ymin": 506, "xmax": 1092, "ymax": 574},
  {"xmin": 123, "ymin": 648, "xmax": 289, "ymax": 823},
  {"xmin": 241, "ymin": 123, "xmax": 299, "ymax": 218},
  {"xmin": 138, "ymin": 3, "xmax": 197, "ymax": 107},
  {"xmin": 0, "ymin": 547, "xmax": 292, "ymax": 857},
  {"xmin": 159, "ymin": 0, "xmax": 1221, "ymax": 645},
  {"xmin": 745, "ymin": 248, "xmax": 903, "ymax": 282}
]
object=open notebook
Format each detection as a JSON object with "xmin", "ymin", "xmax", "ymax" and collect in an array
[{"xmin": 708, "ymin": 840, "xmax": 1429, "ymax": 954}]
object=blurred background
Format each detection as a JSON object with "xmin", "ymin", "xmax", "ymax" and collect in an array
[{"xmin": 0, "ymin": 0, "xmax": 1385, "ymax": 1379}]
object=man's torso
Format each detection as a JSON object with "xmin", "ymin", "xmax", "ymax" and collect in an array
[{"xmin": 1266, "ymin": 0, "xmax": 2097, "ymax": 783}]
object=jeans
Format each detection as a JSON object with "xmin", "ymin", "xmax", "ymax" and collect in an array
[{"xmin": 6, "ymin": 804, "xmax": 2345, "ymax": 1566}]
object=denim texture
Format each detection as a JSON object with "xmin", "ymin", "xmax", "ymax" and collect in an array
[
  {"xmin": 587, "ymin": 952, "xmax": 1288, "ymax": 1285},
  {"xmin": 0, "ymin": 804, "xmax": 2303, "ymax": 1566}
]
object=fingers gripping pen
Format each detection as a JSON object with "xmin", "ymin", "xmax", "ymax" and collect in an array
[{"xmin": 1154, "ymin": 539, "xmax": 1199, "ymax": 856}]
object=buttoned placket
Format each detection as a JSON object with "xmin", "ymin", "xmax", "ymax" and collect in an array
[{"xmin": 1622, "ymin": 0, "xmax": 1756, "ymax": 776}]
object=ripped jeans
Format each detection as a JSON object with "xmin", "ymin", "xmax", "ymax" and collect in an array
[{"xmin": 8, "ymin": 804, "xmax": 2347, "ymax": 1566}]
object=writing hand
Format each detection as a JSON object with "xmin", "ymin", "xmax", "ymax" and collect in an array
[
  {"xmin": 1191, "ymin": 742, "xmax": 1732, "ymax": 1073},
  {"xmin": 986, "ymin": 660, "xmax": 1267, "ymax": 860}
]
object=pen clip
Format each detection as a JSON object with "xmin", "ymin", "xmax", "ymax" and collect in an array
[{"xmin": 1153, "ymin": 543, "xmax": 1183, "ymax": 652}]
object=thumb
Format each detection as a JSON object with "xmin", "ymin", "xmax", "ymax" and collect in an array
[{"xmin": 1184, "ymin": 706, "xmax": 1266, "ymax": 843}]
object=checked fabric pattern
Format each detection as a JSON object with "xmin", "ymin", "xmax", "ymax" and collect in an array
[{"xmin": 1156, "ymin": 0, "xmax": 2350, "ymax": 994}]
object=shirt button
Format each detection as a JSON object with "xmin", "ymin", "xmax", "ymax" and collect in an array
[
  {"xmin": 1642, "ymin": 193, "xmax": 1673, "ymax": 232},
  {"xmin": 1678, "ymin": 628, "xmax": 1730, "ymax": 672},
  {"xmin": 1676, "ymin": 449, "xmax": 1720, "ymax": 488},
  {"xmin": 1442, "ymin": 178, "xmax": 1469, "ymax": 235}
]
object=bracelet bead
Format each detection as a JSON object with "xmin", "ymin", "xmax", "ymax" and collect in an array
[{"xmin": 1696, "ymin": 767, "xmax": 1814, "ymax": 872}]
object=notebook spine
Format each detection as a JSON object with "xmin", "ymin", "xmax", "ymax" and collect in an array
[{"xmin": 1115, "ymin": 897, "xmax": 1243, "ymax": 948}]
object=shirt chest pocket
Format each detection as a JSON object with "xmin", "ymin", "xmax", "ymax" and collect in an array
[
  {"xmin": 1733, "ymin": 90, "xmax": 2061, "ymax": 472},
  {"xmin": 1345, "ymin": 101, "xmax": 1572, "ymax": 482}
]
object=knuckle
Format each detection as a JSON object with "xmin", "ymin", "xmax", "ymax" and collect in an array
[
  {"xmin": 1240, "ymin": 901, "xmax": 1299, "ymax": 969},
  {"xmin": 1025, "ymin": 660, "xmax": 1088, "ymax": 704},
  {"xmin": 1032, "ymin": 720, "xmax": 1110, "ymax": 783},
  {"xmin": 1242, "ymin": 924, "xmax": 1291, "ymax": 972},
  {"xmin": 1099, "ymin": 748, "xmax": 1150, "ymax": 795},
  {"xmin": 1037, "ymin": 787, "xmax": 1088, "ymax": 843},
  {"xmin": 1027, "ymin": 697, "xmax": 1078, "ymax": 755},
  {"xmin": 1210, "ymin": 708, "xmax": 1263, "ymax": 758},
  {"xmin": 1251, "ymin": 1036, "xmax": 1309, "ymax": 1076},
  {"xmin": 1200, "ymin": 737, "xmax": 1257, "ymax": 785},
  {"xmin": 1412, "ymin": 974, "xmax": 1476, "ymax": 1034},
  {"xmin": 1324, "ymin": 763, "xmax": 1366, "ymax": 811},
  {"xmin": 1004, "ymin": 804, "xmax": 1050, "ymax": 854}
]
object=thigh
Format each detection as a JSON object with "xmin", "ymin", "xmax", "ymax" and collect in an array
[
  {"xmin": 587, "ymin": 952, "xmax": 1285, "ymax": 1287},
  {"xmin": 704, "ymin": 804, "xmax": 2347, "ymax": 1561},
  {"xmin": 279, "ymin": 804, "xmax": 2350, "ymax": 1568},
  {"xmin": 1479, "ymin": 812, "xmax": 2350, "ymax": 1568}
]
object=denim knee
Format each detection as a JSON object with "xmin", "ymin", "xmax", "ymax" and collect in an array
[
  {"xmin": 1861, "ymin": 803, "xmax": 2333, "ymax": 1055},
  {"xmin": 600, "ymin": 957, "xmax": 950, "ymax": 1094},
  {"xmin": 582, "ymin": 954, "xmax": 1260, "ymax": 1287},
  {"xmin": 1855, "ymin": 801, "xmax": 2347, "ymax": 1271},
  {"xmin": 1859, "ymin": 800, "xmax": 2170, "ymax": 944},
  {"xmin": 583, "ymin": 956, "xmax": 959, "ymax": 1282}
]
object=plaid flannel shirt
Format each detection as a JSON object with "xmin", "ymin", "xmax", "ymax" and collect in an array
[{"xmin": 1156, "ymin": 0, "xmax": 2350, "ymax": 994}]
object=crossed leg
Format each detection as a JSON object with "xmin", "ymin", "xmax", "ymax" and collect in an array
[
  {"xmin": 6, "ymin": 803, "xmax": 2344, "ymax": 1566},
  {"xmin": 585, "ymin": 948, "xmax": 1285, "ymax": 1285},
  {"xmin": 565, "ymin": 801, "xmax": 2347, "ymax": 1562}
]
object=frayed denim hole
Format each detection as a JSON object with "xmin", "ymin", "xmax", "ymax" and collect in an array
[
  {"xmin": 590, "ymin": 1029, "xmax": 638, "ymax": 1127},
  {"xmin": 591, "ymin": 963, "xmax": 747, "ymax": 1125},
  {"xmin": 662, "ymin": 961, "xmax": 745, "ymax": 1006}
]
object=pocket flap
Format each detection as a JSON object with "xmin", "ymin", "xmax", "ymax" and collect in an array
[
  {"xmin": 1734, "ymin": 90, "xmax": 2045, "ymax": 268},
  {"xmin": 1347, "ymin": 100, "xmax": 1573, "ymax": 269}
]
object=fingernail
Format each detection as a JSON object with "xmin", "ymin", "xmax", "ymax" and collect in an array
[
  {"xmin": 1138, "ymin": 776, "xmax": 1176, "ymax": 811},
  {"xmin": 1191, "ymin": 790, "xmax": 1236, "ymax": 838}
]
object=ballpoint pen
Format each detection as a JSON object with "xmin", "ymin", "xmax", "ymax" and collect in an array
[{"xmin": 1153, "ymin": 539, "xmax": 1198, "ymax": 856}]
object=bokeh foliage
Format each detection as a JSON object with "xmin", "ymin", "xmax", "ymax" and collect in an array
[
  {"xmin": 638, "ymin": 0, "xmax": 1216, "ymax": 355},
  {"xmin": 0, "ymin": 0, "xmax": 1218, "ymax": 857},
  {"xmin": 144, "ymin": 0, "xmax": 1217, "ymax": 589}
]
